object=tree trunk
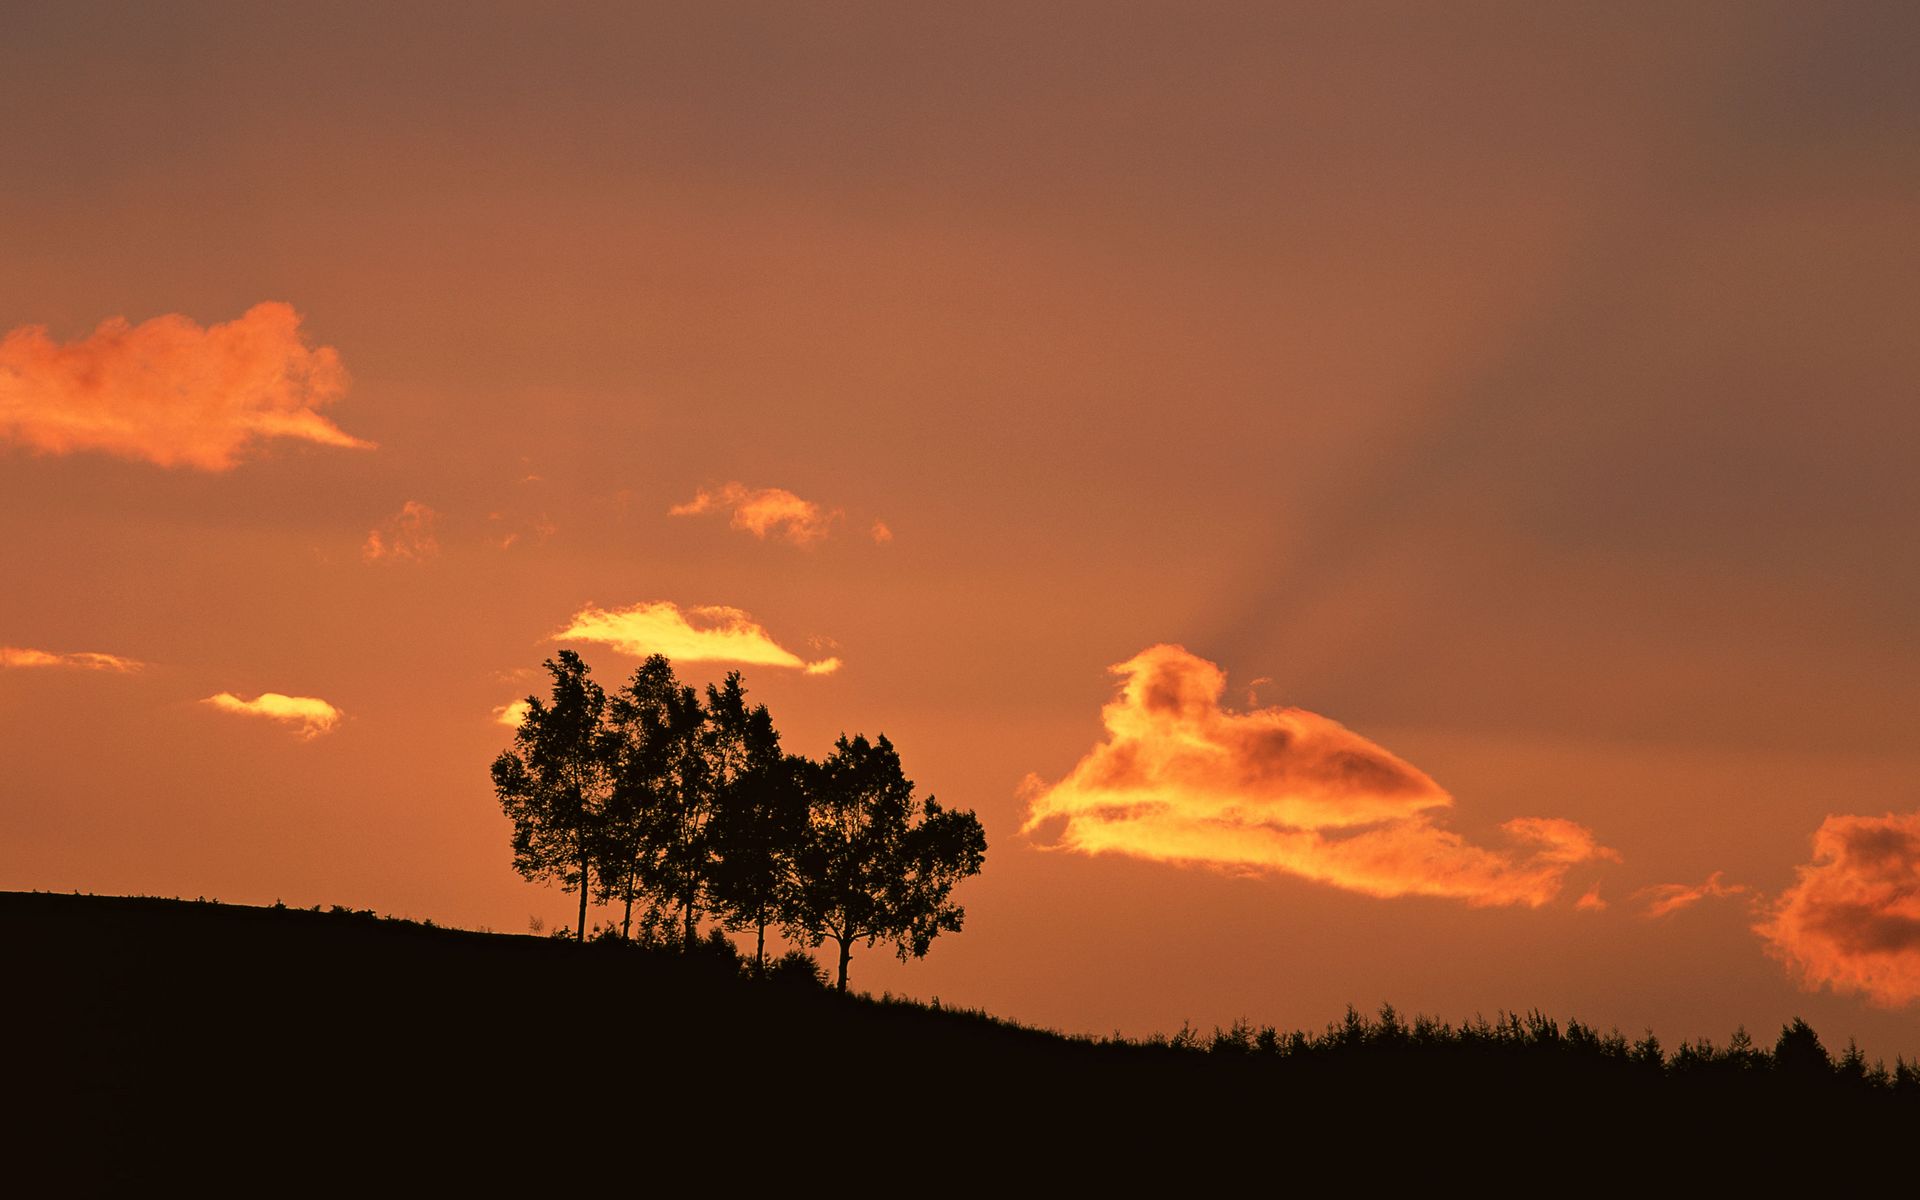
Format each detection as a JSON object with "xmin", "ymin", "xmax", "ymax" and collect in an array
[
  {"xmin": 576, "ymin": 854, "xmax": 590, "ymax": 942},
  {"xmin": 683, "ymin": 894, "xmax": 695, "ymax": 952},
  {"xmin": 836, "ymin": 936, "xmax": 852, "ymax": 993},
  {"xmin": 755, "ymin": 914, "xmax": 768, "ymax": 977},
  {"xmin": 621, "ymin": 875, "xmax": 634, "ymax": 941}
]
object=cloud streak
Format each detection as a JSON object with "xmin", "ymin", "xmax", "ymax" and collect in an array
[
  {"xmin": 1755, "ymin": 811, "xmax": 1920, "ymax": 1008},
  {"xmin": 204, "ymin": 691, "xmax": 343, "ymax": 739},
  {"xmin": 363, "ymin": 500, "xmax": 441, "ymax": 564},
  {"xmin": 556, "ymin": 601, "xmax": 840, "ymax": 674},
  {"xmin": 0, "ymin": 302, "xmax": 368, "ymax": 470},
  {"xmin": 670, "ymin": 483, "xmax": 840, "ymax": 546},
  {"xmin": 1021, "ymin": 644, "xmax": 1613, "ymax": 906},
  {"xmin": 1637, "ymin": 871, "xmax": 1749, "ymax": 918},
  {"xmin": 1, "ymin": 646, "xmax": 144, "ymax": 672}
]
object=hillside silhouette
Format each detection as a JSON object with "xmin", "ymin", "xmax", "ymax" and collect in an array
[{"xmin": 9, "ymin": 891, "xmax": 1913, "ymax": 1189}]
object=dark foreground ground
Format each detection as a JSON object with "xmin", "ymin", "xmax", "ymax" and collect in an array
[{"xmin": 4, "ymin": 891, "xmax": 1911, "ymax": 1189}]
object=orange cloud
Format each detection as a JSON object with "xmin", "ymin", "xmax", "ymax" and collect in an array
[
  {"xmin": 363, "ymin": 500, "xmax": 441, "ymax": 564},
  {"xmin": 1, "ymin": 646, "xmax": 144, "ymax": 672},
  {"xmin": 555, "ymin": 601, "xmax": 841, "ymax": 674},
  {"xmin": 1576, "ymin": 885, "xmax": 1608, "ymax": 912},
  {"xmin": 1755, "ymin": 811, "xmax": 1920, "ymax": 1007},
  {"xmin": 670, "ymin": 483, "xmax": 840, "ymax": 546},
  {"xmin": 203, "ymin": 691, "xmax": 343, "ymax": 739},
  {"xmin": 1021, "ymin": 645, "xmax": 1614, "ymax": 906},
  {"xmin": 492, "ymin": 699, "xmax": 532, "ymax": 728},
  {"xmin": 870, "ymin": 519, "xmax": 894, "ymax": 544},
  {"xmin": 0, "ymin": 303, "xmax": 368, "ymax": 470},
  {"xmin": 1637, "ymin": 871, "xmax": 1750, "ymax": 918}
]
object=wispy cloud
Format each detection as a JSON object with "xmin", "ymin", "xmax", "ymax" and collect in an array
[
  {"xmin": 492, "ymin": 699, "xmax": 532, "ymax": 728},
  {"xmin": 489, "ymin": 509, "xmax": 556, "ymax": 551},
  {"xmin": 1637, "ymin": 871, "xmax": 1750, "ymax": 918},
  {"xmin": 362, "ymin": 500, "xmax": 441, "ymax": 564},
  {"xmin": 203, "ymin": 691, "xmax": 343, "ymax": 739},
  {"xmin": 556, "ymin": 601, "xmax": 840, "ymax": 674},
  {"xmin": 1755, "ymin": 811, "xmax": 1920, "ymax": 1007},
  {"xmin": 1, "ymin": 646, "xmax": 144, "ymax": 672},
  {"xmin": 0, "ymin": 303, "xmax": 369, "ymax": 470},
  {"xmin": 869, "ymin": 519, "xmax": 894, "ymax": 545},
  {"xmin": 1021, "ymin": 644, "xmax": 1614, "ymax": 907},
  {"xmin": 670, "ymin": 483, "xmax": 840, "ymax": 546}
]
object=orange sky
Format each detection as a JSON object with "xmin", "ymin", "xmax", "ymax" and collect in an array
[{"xmin": 4, "ymin": 3, "xmax": 1917, "ymax": 1058}]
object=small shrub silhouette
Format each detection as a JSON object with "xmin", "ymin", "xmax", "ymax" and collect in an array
[
  {"xmin": 690, "ymin": 926, "xmax": 744, "ymax": 973},
  {"xmin": 766, "ymin": 949, "xmax": 827, "ymax": 989}
]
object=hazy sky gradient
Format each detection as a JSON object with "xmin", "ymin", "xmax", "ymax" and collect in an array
[{"xmin": 4, "ymin": 2, "xmax": 1916, "ymax": 1056}]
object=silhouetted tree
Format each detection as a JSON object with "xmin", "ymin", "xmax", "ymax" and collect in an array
[
  {"xmin": 491, "ymin": 651, "xmax": 615, "ymax": 941},
  {"xmin": 785, "ymin": 733, "xmax": 986, "ymax": 992},
  {"xmin": 897, "ymin": 793, "xmax": 988, "ymax": 963},
  {"xmin": 704, "ymin": 676, "xmax": 806, "ymax": 974},
  {"xmin": 1894, "ymin": 1058, "xmax": 1920, "ymax": 1096},
  {"xmin": 609, "ymin": 654, "xmax": 709, "ymax": 949},
  {"xmin": 601, "ymin": 656, "xmax": 673, "ymax": 938},
  {"xmin": 1723, "ymin": 1025, "xmax": 1760, "ymax": 1073},
  {"xmin": 1774, "ymin": 1017, "xmax": 1832, "ymax": 1080},
  {"xmin": 1837, "ymin": 1038, "xmax": 1869, "ymax": 1086}
]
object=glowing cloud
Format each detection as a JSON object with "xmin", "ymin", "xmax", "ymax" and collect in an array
[
  {"xmin": 493, "ymin": 699, "xmax": 532, "ymax": 728},
  {"xmin": 363, "ymin": 500, "xmax": 441, "ymax": 564},
  {"xmin": 1755, "ymin": 811, "xmax": 1920, "ymax": 1007},
  {"xmin": 0, "ymin": 303, "xmax": 369, "ymax": 470},
  {"xmin": 203, "ymin": 691, "xmax": 343, "ymax": 739},
  {"xmin": 1638, "ymin": 871, "xmax": 1750, "ymax": 918},
  {"xmin": 870, "ymin": 519, "xmax": 894, "ymax": 545},
  {"xmin": 1021, "ymin": 644, "xmax": 1614, "ymax": 906},
  {"xmin": 670, "ymin": 483, "xmax": 840, "ymax": 546},
  {"xmin": 1, "ymin": 646, "xmax": 144, "ymax": 672},
  {"xmin": 555, "ymin": 601, "xmax": 841, "ymax": 673}
]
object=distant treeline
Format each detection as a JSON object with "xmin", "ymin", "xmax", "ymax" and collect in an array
[
  {"xmin": 491, "ymin": 650, "xmax": 986, "ymax": 990},
  {"xmin": 1118, "ymin": 1003, "xmax": 1920, "ymax": 1098}
]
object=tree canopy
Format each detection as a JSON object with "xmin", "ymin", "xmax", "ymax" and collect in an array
[
  {"xmin": 704, "ymin": 680, "xmax": 806, "ymax": 973},
  {"xmin": 490, "ymin": 650, "xmax": 616, "ymax": 942},
  {"xmin": 607, "ymin": 655, "xmax": 710, "ymax": 949},
  {"xmin": 785, "ymin": 733, "xmax": 987, "ymax": 991}
]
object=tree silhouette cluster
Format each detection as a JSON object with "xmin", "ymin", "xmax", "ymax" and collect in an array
[{"xmin": 491, "ymin": 650, "xmax": 986, "ymax": 991}]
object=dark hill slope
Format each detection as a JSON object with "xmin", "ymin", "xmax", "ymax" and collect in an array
[{"xmin": 5, "ymin": 892, "xmax": 1909, "ymax": 1189}]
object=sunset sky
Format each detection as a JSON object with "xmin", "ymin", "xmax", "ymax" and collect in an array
[{"xmin": 4, "ymin": 2, "xmax": 1917, "ymax": 1058}]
